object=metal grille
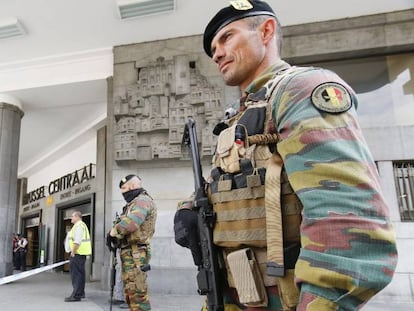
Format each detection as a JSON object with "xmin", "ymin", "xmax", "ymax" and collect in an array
[
  {"xmin": 0, "ymin": 17, "xmax": 26, "ymax": 40},
  {"xmin": 393, "ymin": 161, "xmax": 414, "ymax": 221}
]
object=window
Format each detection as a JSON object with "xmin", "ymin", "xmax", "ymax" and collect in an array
[{"xmin": 393, "ymin": 161, "xmax": 414, "ymax": 221}]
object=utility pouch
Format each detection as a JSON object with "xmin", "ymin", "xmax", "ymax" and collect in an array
[
  {"xmin": 227, "ymin": 248, "xmax": 267, "ymax": 307},
  {"xmin": 215, "ymin": 124, "xmax": 248, "ymax": 174},
  {"xmin": 211, "ymin": 184, "xmax": 266, "ymax": 248}
]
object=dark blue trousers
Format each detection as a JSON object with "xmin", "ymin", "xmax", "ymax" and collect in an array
[
  {"xmin": 18, "ymin": 250, "xmax": 27, "ymax": 271},
  {"xmin": 69, "ymin": 254, "xmax": 86, "ymax": 298}
]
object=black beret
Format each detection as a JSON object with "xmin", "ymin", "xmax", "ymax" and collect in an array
[
  {"xmin": 203, "ymin": 0, "xmax": 276, "ymax": 57},
  {"xmin": 119, "ymin": 174, "xmax": 139, "ymax": 188}
]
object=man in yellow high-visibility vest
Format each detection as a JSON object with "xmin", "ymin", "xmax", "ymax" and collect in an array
[{"xmin": 64, "ymin": 210, "xmax": 92, "ymax": 302}]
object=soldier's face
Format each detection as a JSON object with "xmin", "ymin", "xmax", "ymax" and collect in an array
[
  {"xmin": 120, "ymin": 183, "xmax": 130, "ymax": 193},
  {"xmin": 211, "ymin": 19, "xmax": 266, "ymax": 90}
]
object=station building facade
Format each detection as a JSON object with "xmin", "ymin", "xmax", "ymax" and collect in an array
[{"xmin": 11, "ymin": 8, "xmax": 414, "ymax": 303}]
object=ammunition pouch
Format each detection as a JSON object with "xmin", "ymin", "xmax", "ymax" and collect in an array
[
  {"xmin": 210, "ymin": 131, "xmax": 270, "ymax": 249},
  {"xmin": 210, "ymin": 166, "xmax": 267, "ymax": 248},
  {"xmin": 227, "ymin": 248, "xmax": 267, "ymax": 307}
]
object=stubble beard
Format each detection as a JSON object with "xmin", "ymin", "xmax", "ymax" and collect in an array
[{"xmin": 222, "ymin": 67, "xmax": 242, "ymax": 87}]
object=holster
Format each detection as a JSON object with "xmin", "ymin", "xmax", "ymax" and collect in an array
[{"xmin": 226, "ymin": 248, "xmax": 267, "ymax": 307}]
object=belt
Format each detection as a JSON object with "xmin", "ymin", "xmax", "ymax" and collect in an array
[{"xmin": 121, "ymin": 243, "xmax": 148, "ymax": 249}]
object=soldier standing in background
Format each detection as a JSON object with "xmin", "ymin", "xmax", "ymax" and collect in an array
[
  {"xmin": 110, "ymin": 175, "xmax": 157, "ymax": 311},
  {"xmin": 175, "ymin": 1, "xmax": 398, "ymax": 310}
]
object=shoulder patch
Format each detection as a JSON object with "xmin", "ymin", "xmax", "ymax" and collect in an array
[{"xmin": 311, "ymin": 82, "xmax": 352, "ymax": 113}]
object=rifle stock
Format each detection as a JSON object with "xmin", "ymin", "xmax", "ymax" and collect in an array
[{"xmin": 183, "ymin": 118, "xmax": 224, "ymax": 311}]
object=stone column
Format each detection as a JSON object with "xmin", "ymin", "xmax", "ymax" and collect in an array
[{"xmin": 0, "ymin": 94, "xmax": 24, "ymax": 277}]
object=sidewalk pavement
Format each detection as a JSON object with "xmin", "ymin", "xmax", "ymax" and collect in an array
[
  {"xmin": 0, "ymin": 270, "xmax": 413, "ymax": 311},
  {"xmin": 0, "ymin": 270, "xmax": 203, "ymax": 311}
]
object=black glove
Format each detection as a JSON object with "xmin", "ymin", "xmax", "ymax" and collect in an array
[
  {"xmin": 106, "ymin": 232, "xmax": 118, "ymax": 252},
  {"xmin": 174, "ymin": 208, "xmax": 202, "ymax": 266},
  {"xmin": 213, "ymin": 121, "xmax": 228, "ymax": 136}
]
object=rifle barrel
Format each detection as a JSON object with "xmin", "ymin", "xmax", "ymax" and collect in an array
[{"xmin": 183, "ymin": 118, "xmax": 224, "ymax": 311}]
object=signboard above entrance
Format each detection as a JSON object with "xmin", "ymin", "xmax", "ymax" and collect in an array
[{"xmin": 25, "ymin": 163, "xmax": 95, "ymax": 204}]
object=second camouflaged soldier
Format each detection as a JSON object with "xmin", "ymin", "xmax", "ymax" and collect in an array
[{"xmin": 110, "ymin": 175, "xmax": 157, "ymax": 311}]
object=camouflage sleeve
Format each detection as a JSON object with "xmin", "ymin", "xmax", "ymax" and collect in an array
[
  {"xmin": 177, "ymin": 193, "xmax": 195, "ymax": 210},
  {"xmin": 273, "ymin": 68, "xmax": 398, "ymax": 310},
  {"xmin": 113, "ymin": 195, "xmax": 154, "ymax": 237}
]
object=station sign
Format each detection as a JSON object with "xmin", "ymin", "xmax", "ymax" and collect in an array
[{"xmin": 23, "ymin": 163, "xmax": 95, "ymax": 210}]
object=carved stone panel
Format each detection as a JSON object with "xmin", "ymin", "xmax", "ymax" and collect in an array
[{"xmin": 113, "ymin": 53, "xmax": 227, "ymax": 162}]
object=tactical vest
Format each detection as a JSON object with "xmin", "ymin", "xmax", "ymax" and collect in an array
[
  {"xmin": 126, "ymin": 192, "xmax": 157, "ymax": 245},
  {"xmin": 210, "ymin": 67, "xmax": 308, "ymax": 310},
  {"xmin": 69, "ymin": 220, "xmax": 92, "ymax": 256}
]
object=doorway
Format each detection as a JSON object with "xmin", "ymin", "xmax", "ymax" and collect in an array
[
  {"xmin": 55, "ymin": 194, "xmax": 94, "ymax": 275},
  {"xmin": 60, "ymin": 214, "xmax": 91, "ymax": 272},
  {"xmin": 21, "ymin": 213, "xmax": 41, "ymax": 268},
  {"xmin": 25, "ymin": 226, "xmax": 39, "ymax": 268},
  {"xmin": 62, "ymin": 218, "xmax": 71, "ymax": 272}
]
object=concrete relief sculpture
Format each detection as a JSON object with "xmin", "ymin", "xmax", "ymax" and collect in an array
[{"xmin": 113, "ymin": 55, "xmax": 224, "ymax": 161}]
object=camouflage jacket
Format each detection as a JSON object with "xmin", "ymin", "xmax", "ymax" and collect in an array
[
  {"xmin": 242, "ymin": 60, "xmax": 398, "ymax": 310},
  {"xmin": 112, "ymin": 191, "xmax": 157, "ymax": 245}
]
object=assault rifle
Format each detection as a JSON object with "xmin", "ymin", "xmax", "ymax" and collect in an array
[
  {"xmin": 107, "ymin": 212, "xmax": 121, "ymax": 311},
  {"xmin": 182, "ymin": 118, "xmax": 224, "ymax": 311}
]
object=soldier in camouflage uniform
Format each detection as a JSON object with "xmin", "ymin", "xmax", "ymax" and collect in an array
[
  {"xmin": 176, "ymin": 1, "xmax": 398, "ymax": 310},
  {"xmin": 110, "ymin": 175, "xmax": 157, "ymax": 311}
]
